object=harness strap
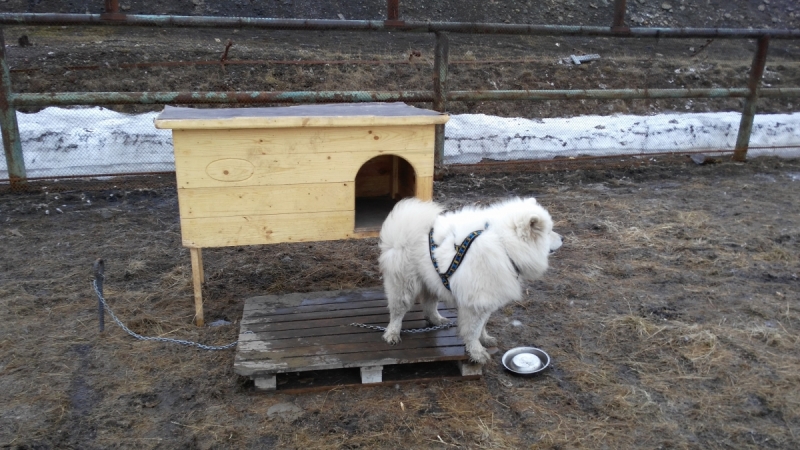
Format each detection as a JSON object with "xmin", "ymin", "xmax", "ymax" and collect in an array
[{"xmin": 429, "ymin": 227, "xmax": 485, "ymax": 291}]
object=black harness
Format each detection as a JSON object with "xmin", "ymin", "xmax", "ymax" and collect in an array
[{"xmin": 428, "ymin": 226, "xmax": 485, "ymax": 291}]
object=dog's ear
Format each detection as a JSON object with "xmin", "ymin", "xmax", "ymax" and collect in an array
[
  {"xmin": 529, "ymin": 217, "xmax": 545, "ymax": 233},
  {"xmin": 517, "ymin": 215, "xmax": 544, "ymax": 241}
]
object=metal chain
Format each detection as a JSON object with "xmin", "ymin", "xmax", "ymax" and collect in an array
[
  {"xmin": 348, "ymin": 321, "xmax": 457, "ymax": 334},
  {"xmin": 92, "ymin": 280, "xmax": 240, "ymax": 351}
]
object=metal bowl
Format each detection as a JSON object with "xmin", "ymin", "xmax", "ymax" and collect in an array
[{"xmin": 501, "ymin": 347, "xmax": 551, "ymax": 375}]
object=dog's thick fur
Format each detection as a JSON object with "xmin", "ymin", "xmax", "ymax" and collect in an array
[{"xmin": 378, "ymin": 197, "xmax": 562, "ymax": 364}]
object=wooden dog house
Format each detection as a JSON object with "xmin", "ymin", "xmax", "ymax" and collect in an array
[{"xmin": 154, "ymin": 103, "xmax": 449, "ymax": 325}]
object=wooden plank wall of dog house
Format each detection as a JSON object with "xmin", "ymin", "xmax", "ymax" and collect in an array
[
  {"xmin": 171, "ymin": 126, "xmax": 435, "ymax": 189},
  {"xmin": 177, "ymin": 183, "xmax": 352, "ymax": 219},
  {"xmin": 169, "ymin": 125, "xmax": 437, "ymax": 248}
]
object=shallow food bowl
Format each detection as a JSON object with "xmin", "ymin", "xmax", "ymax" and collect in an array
[{"xmin": 501, "ymin": 347, "xmax": 551, "ymax": 375}]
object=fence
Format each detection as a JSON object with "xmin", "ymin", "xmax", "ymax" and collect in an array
[{"xmin": 2, "ymin": 0, "xmax": 800, "ymax": 189}]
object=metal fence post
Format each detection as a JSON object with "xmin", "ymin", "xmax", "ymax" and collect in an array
[
  {"xmin": 0, "ymin": 28, "xmax": 26, "ymax": 189},
  {"xmin": 387, "ymin": 0, "xmax": 399, "ymax": 21},
  {"xmin": 93, "ymin": 259, "xmax": 105, "ymax": 333},
  {"xmin": 386, "ymin": 0, "xmax": 403, "ymax": 26},
  {"xmin": 433, "ymin": 31, "xmax": 449, "ymax": 172},
  {"xmin": 732, "ymin": 36, "xmax": 769, "ymax": 162},
  {"xmin": 612, "ymin": 0, "xmax": 629, "ymax": 32},
  {"xmin": 102, "ymin": 0, "xmax": 126, "ymax": 20}
]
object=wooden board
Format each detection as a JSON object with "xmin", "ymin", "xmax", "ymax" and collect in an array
[
  {"xmin": 154, "ymin": 103, "xmax": 449, "ymax": 129},
  {"xmin": 171, "ymin": 125, "xmax": 435, "ymax": 156},
  {"xmin": 234, "ymin": 289, "xmax": 474, "ymax": 381},
  {"xmin": 177, "ymin": 182, "xmax": 352, "ymax": 219},
  {"xmin": 180, "ymin": 210, "xmax": 356, "ymax": 247},
  {"xmin": 171, "ymin": 130, "xmax": 435, "ymax": 189},
  {"xmin": 415, "ymin": 175, "xmax": 433, "ymax": 201}
]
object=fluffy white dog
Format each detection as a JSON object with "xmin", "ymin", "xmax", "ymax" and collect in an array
[{"xmin": 378, "ymin": 197, "xmax": 562, "ymax": 364}]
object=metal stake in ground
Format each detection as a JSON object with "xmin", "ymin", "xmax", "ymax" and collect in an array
[
  {"xmin": 93, "ymin": 258, "xmax": 105, "ymax": 332},
  {"xmin": 90, "ymin": 260, "xmax": 240, "ymax": 350}
]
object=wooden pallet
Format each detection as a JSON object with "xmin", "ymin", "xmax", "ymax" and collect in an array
[{"xmin": 234, "ymin": 289, "xmax": 481, "ymax": 391}]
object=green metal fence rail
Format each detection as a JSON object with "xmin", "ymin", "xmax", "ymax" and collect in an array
[{"xmin": 2, "ymin": 0, "xmax": 800, "ymax": 189}]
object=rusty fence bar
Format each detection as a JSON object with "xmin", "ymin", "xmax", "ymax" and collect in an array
[
  {"xmin": 387, "ymin": 0, "xmax": 400, "ymax": 22},
  {"xmin": 8, "ymin": 87, "xmax": 800, "ymax": 108},
  {"xmin": 8, "ymin": 91, "xmax": 434, "ymax": 106},
  {"xmin": 0, "ymin": 29, "xmax": 25, "ymax": 189},
  {"xmin": 104, "ymin": 0, "xmax": 119, "ymax": 13},
  {"xmin": 433, "ymin": 32, "xmax": 449, "ymax": 169},
  {"xmin": 612, "ymin": 0, "xmax": 628, "ymax": 32},
  {"xmin": 733, "ymin": 36, "xmax": 770, "ymax": 162},
  {"xmin": 1, "ymin": 13, "xmax": 800, "ymax": 39}
]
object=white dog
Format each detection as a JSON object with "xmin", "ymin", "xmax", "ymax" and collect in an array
[{"xmin": 378, "ymin": 197, "xmax": 562, "ymax": 364}]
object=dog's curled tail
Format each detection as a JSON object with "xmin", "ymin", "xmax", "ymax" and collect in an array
[{"xmin": 379, "ymin": 197, "xmax": 443, "ymax": 253}]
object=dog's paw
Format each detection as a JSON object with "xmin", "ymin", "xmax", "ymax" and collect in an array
[
  {"xmin": 480, "ymin": 334, "xmax": 498, "ymax": 347},
  {"xmin": 425, "ymin": 315, "xmax": 450, "ymax": 326},
  {"xmin": 382, "ymin": 331, "xmax": 401, "ymax": 345},
  {"xmin": 467, "ymin": 347, "xmax": 492, "ymax": 365}
]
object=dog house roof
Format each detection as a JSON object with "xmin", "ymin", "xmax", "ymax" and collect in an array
[{"xmin": 154, "ymin": 102, "xmax": 449, "ymax": 130}]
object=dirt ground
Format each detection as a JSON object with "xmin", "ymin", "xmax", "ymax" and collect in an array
[
  {"xmin": 0, "ymin": 156, "xmax": 798, "ymax": 449},
  {"xmin": 1, "ymin": 1, "xmax": 800, "ymax": 449}
]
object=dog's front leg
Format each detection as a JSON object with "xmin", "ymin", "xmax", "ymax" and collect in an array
[{"xmin": 458, "ymin": 309, "xmax": 493, "ymax": 365}]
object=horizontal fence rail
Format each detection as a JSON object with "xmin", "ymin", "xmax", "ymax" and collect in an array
[
  {"xmin": 2, "ymin": 13, "xmax": 800, "ymax": 39},
  {"xmin": 1, "ymin": 0, "xmax": 800, "ymax": 188},
  {"xmin": 8, "ymin": 88, "xmax": 800, "ymax": 108}
]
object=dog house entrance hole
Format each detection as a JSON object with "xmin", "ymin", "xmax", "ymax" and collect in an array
[{"xmin": 354, "ymin": 155, "xmax": 416, "ymax": 231}]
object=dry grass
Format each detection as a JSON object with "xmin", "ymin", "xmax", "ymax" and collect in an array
[{"xmin": 1, "ymin": 158, "xmax": 799, "ymax": 448}]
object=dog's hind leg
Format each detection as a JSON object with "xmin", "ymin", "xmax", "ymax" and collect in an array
[
  {"xmin": 480, "ymin": 326, "xmax": 498, "ymax": 348},
  {"xmin": 458, "ymin": 308, "xmax": 493, "ymax": 365},
  {"xmin": 382, "ymin": 279, "xmax": 418, "ymax": 345},
  {"xmin": 420, "ymin": 286, "xmax": 449, "ymax": 326}
]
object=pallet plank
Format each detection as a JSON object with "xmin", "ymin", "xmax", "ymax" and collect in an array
[
  {"xmin": 243, "ymin": 299, "xmax": 390, "ymax": 319},
  {"xmin": 235, "ymin": 345, "xmax": 467, "ymax": 376},
  {"xmin": 241, "ymin": 310, "xmax": 456, "ymax": 333},
  {"xmin": 238, "ymin": 335, "xmax": 464, "ymax": 358},
  {"xmin": 238, "ymin": 325, "xmax": 459, "ymax": 347},
  {"xmin": 241, "ymin": 289, "xmax": 386, "ymax": 314},
  {"xmin": 238, "ymin": 317, "xmax": 454, "ymax": 341}
]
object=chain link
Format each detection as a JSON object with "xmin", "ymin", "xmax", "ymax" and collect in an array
[
  {"xmin": 349, "ymin": 321, "xmax": 457, "ymax": 334},
  {"xmin": 94, "ymin": 279, "xmax": 454, "ymax": 348},
  {"xmin": 93, "ymin": 280, "xmax": 240, "ymax": 351}
]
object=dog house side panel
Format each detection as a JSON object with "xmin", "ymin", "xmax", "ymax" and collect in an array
[{"xmin": 180, "ymin": 210, "xmax": 355, "ymax": 248}]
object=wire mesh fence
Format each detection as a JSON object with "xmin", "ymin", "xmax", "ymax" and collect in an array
[{"xmin": 0, "ymin": 106, "xmax": 174, "ymax": 181}]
